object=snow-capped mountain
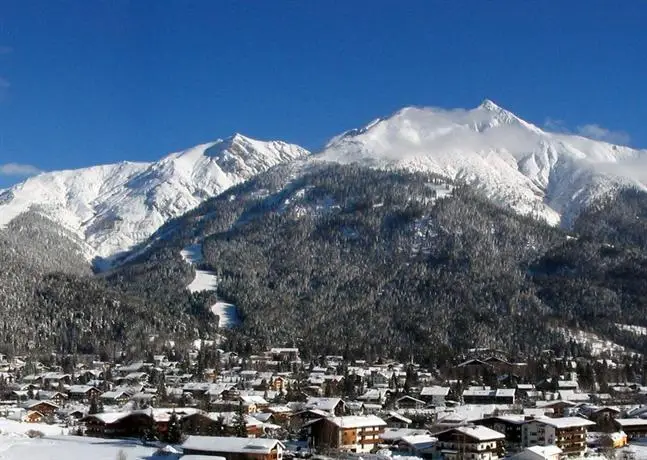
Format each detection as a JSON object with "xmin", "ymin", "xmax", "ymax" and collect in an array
[
  {"xmin": 318, "ymin": 99, "xmax": 647, "ymax": 226},
  {"xmin": 0, "ymin": 134, "xmax": 309, "ymax": 262}
]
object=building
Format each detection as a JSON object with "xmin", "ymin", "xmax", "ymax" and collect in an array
[
  {"xmin": 420, "ymin": 386, "xmax": 451, "ymax": 406},
  {"xmin": 395, "ymin": 434, "xmax": 437, "ymax": 458},
  {"xmin": 474, "ymin": 415, "xmax": 526, "ymax": 452},
  {"xmin": 522, "ymin": 417, "xmax": 595, "ymax": 457},
  {"xmin": 615, "ymin": 419, "xmax": 647, "ymax": 439},
  {"xmin": 510, "ymin": 445, "xmax": 562, "ymax": 460},
  {"xmin": 383, "ymin": 411, "xmax": 412, "ymax": 428},
  {"xmin": 396, "ymin": 395, "xmax": 426, "ymax": 410},
  {"xmin": 306, "ymin": 415, "xmax": 386, "ymax": 453},
  {"xmin": 435, "ymin": 425, "xmax": 506, "ymax": 460},
  {"xmin": 181, "ymin": 436, "xmax": 284, "ymax": 460},
  {"xmin": 462, "ymin": 387, "xmax": 516, "ymax": 405},
  {"xmin": 82, "ymin": 412, "xmax": 154, "ymax": 438}
]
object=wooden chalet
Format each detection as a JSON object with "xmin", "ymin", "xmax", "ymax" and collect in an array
[{"xmin": 181, "ymin": 436, "xmax": 285, "ymax": 460}]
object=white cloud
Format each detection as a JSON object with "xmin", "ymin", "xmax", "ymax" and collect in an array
[
  {"xmin": 0, "ymin": 163, "xmax": 41, "ymax": 177},
  {"xmin": 576, "ymin": 123, "xmax": 630, "ymax": 145},
  {"xmin": 543, "ymin": 117, "xmax": 568, "ymax": 133}
]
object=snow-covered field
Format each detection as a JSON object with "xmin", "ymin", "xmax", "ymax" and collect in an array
[
  {"xmin": 552, "ymin": 327, "xmax": 632, "ymax": 357},
  {"xmin": 617, "ymin": 323, "xmax": 647, "ymax": 336},
  {"xmin": 0, "ymin": 419, "xmax": 164, "ymax": 460},
  {"xmin": 180, "ymin": 244, "xmax": 241, "ymax": 328}
]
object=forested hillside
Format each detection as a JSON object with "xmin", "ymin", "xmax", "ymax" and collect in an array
[
  {"xmin": 0, "ymin": 212, "xmax": 216, "ymax": 357},
  {"xmin": 109, "ymin": 163, "xmax": 647, "ymax": 364},
  {"xmin": 4, "ymin": 165, "xmax": 647, "ymax": 364}
]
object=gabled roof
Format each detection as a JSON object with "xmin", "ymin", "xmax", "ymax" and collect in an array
[
  {"xmin": 182, "ymin": 436, "xmax": 284, "ymax": 454},
  {"xmin": 420, "ymin": 386, "xmax": 450, "ymax": 397},
  {"xmin": 325, "ymin": 415, "xmax": 387, "ymax": 429},
  {"xmin": 438, "ymin": 425, "xmax": 505, "ymax": 441},
  {"xmin": 535, "ymin": 416, "xmax": 595, "ymax": 429}
]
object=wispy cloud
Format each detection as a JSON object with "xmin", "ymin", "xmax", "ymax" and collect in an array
[
  {"xmin": 0, "ymin": 46, "xmax": 12, "ymax": 55},
  {"xmin": 543, "ymin": 117, "xmax": 568, "ymax": 133},
  {"xmin": 0, "ymin": 77, "xmax": 9, "ymax": 89},
  {"xmin": 576, "ymin": 124, "xmax": 631, "ymax": 145},
  {"xmin": 0, "ymin": 163, "xmax": 41, "ymax": 177},
  {"xmin": 544, "ymin": 118, "xmax": 631, "ymax": 146}
]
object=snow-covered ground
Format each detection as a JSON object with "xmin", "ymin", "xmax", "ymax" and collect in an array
[
  {"xmin": 617, "ymin": 323, "xmax": 647, "ymax": 336},
  {"xmin": 180, "ymin": 244, "xmax": 241, "ymax": 328},
  {"xmin": 0, "ymin": 418, "xmax": 165, "ymax": 460},
  {"xmin": 552, "ymin": 327, "xmax": 632, "ymax": 357}
]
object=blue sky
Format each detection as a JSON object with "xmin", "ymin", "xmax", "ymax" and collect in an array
[{"xmin": 0, "ymin": 1, "xmax": 646, "ymax": 188}]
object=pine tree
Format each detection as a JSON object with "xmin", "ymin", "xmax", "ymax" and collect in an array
[
  {"xmin": 232, "ymin": 402, "xmax": 248, "ymax": 437},
  {"xmin": 89, "ymin": 395, "xmax": 100, "ymax": 414},
  {"xmin": 166, "ymin": 411, "xmax": 182, "ymax": 444}
]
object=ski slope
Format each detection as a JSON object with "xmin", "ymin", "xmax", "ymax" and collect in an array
[{"xmin": 180, "ymin": 244, "xmax": 241, "ymax": 328}]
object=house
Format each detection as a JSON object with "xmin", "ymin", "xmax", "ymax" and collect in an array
[
  {"xmin": 510, "ymin": 445, "xmax": 562, "ymax": 460},
  {"xmin": 383, "ymin": 411, "xmax": 412, "ymax": 428},
  {"xmin": 462, "ymin": 387, "xmax": 516, "ymax": 405},
  {"xmin": 522, "ymin": 417, "xmax": 595, "ymax": 457},
  {"xmin": 434, "ymin": 425, "xmax": 506, "ymax": 460},
  {"xmin": 420, "ymin": 386, "xmax": 451, "ymax": 406},
  {"xmin": 37, "ymin": 391, "xmax": 68, "ymax": 405},
  {"xmin": 473, "ymin": 415, "xmax": 527, "ymax": 452},
  {"xmin": 304, "ymin": 397, "xmax": 345, "ymax": 416},
  {"xmin": 23, "ymin": 400, "xmax": 59, "ymax": 417},
  {"xmin": 395, "ymin": 434, "xmax": 437, "ymax": 458},
  {"xmin": 380, "ymin": 427, "xmax": 432, "ymax": 445},
  {"xmin": 82, "ymin": 412, "xmax": 154, "ymax": 438},
  {"xmin": 535, "ymin": 400, "xmax": 577, "ymax": 418},
  {"xmin": 181, "ymin": 436, "xmax": 285, "ymax": 460},
  {"xmin": 306, "ymin": 415, "xmax": 387, "ymax": 453},
  {"xmin": 25, "ymin": 410, "xmax": 45, "ymax": 423},
  {"xmin": 68, "ymin": 385, "xmax": 102, "ymax": 402},
  {"xmin": 615, "ymin": 419, "xmax": 647, "ymax": 439},
  {"xmin": 396, "ymin": 395, "xmax": 426, "ymax": 410},
  {"xmin": 598, "ymin": 431, "xmax": 628, "ymax": 449},
  {"xmin": 357, "ymin": 388, "xmax": 392, "ymax": 405},
  {"xmin": 100, "ymin": 390, "xmax": 131, "ymax": 405}
]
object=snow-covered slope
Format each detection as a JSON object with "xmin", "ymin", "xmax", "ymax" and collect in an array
[
  {"xmin": 0, "ymin": 134, "xmax": 309, "ymax": 261},
  {"xmin": 318, "ymin": 100, "xmax": 647, "ymax": 226}
]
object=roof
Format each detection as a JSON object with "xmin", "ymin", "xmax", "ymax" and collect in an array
[
  {"xmin": 420, "ymin": 386, "xmax": 450, "ymax": 397},
  {"xmin": 522, "ymin": 445, "xmax": 563, "ymax": 458},
  {"xmin": 182, "ymin": 436, "xmax": 284, "ymax": 454},
  {"xmin": 399, "ymin": 435, "xmax": 437, "ymax": 449},
  {"xmin": 615, "ymin": 418, "xmax": 647, "ymax": 427},
  {"xmin": 453, "ymin": 425, "xmax": 505, "ymax": 441},
  {"xmin": 380, "ymin": 428, "xmax": 431, "ymax": 442},
  {"xmin": 385, "ymin": 411, "xmax": 412, "ymax": 424},
  {"xmin": 305, "ymin": 397, "xmax": 343, "ymax": 412},
  {"xmin": 326, "ymin": 415, "xmax": 387, "ymax": 429},
  {"xmin": 535, "ymin": 416, "xmax": 596, "ymax": 429}
]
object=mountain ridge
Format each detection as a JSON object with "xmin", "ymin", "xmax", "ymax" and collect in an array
[
  {"xmin": 2, "ymin": 101, "xmax": 647, "ymax": 265},
  {"xmin": 317, "ymin": 100, "xmax": 647, "ymax": 226},
  {"xmin": 0, "ymin": 134, "xmax": 310, "ymax": 263}
]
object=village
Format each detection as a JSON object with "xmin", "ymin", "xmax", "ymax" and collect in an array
[{"xmin": 0, "ymin": 345, "xmax": 646, "ymax": 460}]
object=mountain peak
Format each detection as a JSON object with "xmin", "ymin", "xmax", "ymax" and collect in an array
[{"xmin": 478, "ymin": 98, "xmax": 502, "ymax": 111}]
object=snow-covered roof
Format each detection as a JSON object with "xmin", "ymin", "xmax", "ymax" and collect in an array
[
  {"xmin": 385, "ymin": 411, "xmax": 412, "ymax": 424},
  {"xmin": 381, "ymin": 428, "xmax": 431, "ymax": 442},
  {"xmin": 420, "ymin": 386, "xmax": 450, "ymax": 397},
  {"xmin": 453, "ymin": 425, "xmax": 505, "ymax": 441},
  {"xmin": 535, "ymin": 416, "xmax": 595, "ymax": 429},
  {"xmin": 182, "ymin": 436, "xmax": 284, "ymax": 454},
  {"xmin": 305, "ymin": 397, "xmax": 343, "ymax": 412},
  {"xmin": 399, "ymin": 434, "xmax": 437, "ymax": 449},
  {"xmin": 326, "ymin": 415, "xmax": 386, "ymax": 429},
  {"xmin": 520, "ymin": 445, "xmax": 563, "ymax": 458},
  {"xmin": 615, "ymin": 418, "xmax": 647, "ymax": 427}
]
